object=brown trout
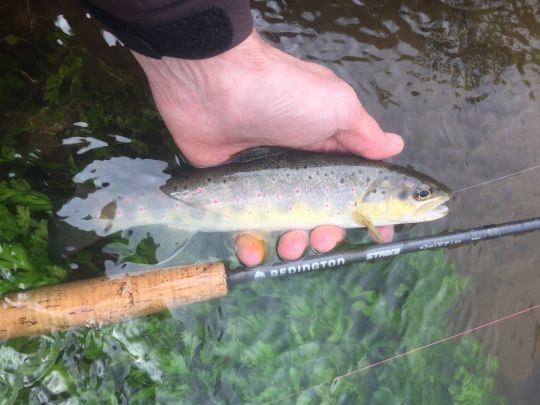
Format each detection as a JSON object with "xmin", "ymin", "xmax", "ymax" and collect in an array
[{"xmin": 59, "ymin": 149, "xmax": 451, "ymax": 238}]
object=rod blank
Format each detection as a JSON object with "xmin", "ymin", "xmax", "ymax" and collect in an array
[{"xmin": 228, "ymin": 217, "xmax": 540, "ymax": 284}]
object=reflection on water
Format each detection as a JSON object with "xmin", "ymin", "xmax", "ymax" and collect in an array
[{"xmin": 1, "ymin": 0, "xmax": 539, "ymax": 402}]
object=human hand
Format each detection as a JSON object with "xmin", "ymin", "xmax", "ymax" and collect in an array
[{"xmin": 132, "ymin": 30, "xmax": 403, "ymax": 266}]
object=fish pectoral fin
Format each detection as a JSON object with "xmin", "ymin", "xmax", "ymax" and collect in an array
[{"xmin": 353, "ymin": 211, "xmax": 382, "ymax": 242}]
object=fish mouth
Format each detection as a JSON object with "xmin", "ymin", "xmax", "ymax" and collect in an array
[
  {"xmin": 414, "ymin": 195, "xmax": 451, "ymax": 222},
  {"xmin": 422, "ymin": 203, "xmax": 449, "ymax": 221}
]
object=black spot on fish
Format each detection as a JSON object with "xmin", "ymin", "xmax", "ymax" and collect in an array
[
  {"xmin": 304, "ymin": 165, "xmax": 308, "ymax": 169},
  {"xmin": 381, "ymin": 190, "xmax": 386, "ymax": 195},
  {"xmin": 223, "ymin": 179, "xmax": 227, "ymax": 184},
  {"xmin": 183, "ymin": 185, "xmax": 188, "ymax": 190},
  {"xmin": 367, "ymin": 177, "xmax": 371, "ymax": 182},
  {"xmin": 102, "ymin": 182, "xmax": 110, "ymax": 188},
  {"xmin": 340, "ymin": 178, "xmax": 345, "ymax": 184},
  {"xmin": 378, "ymin": 169, "xmax": 383, "ymax": 174},
  {"xmin": 174, "ymin": 185, "xmax": 179, "ymax": 191},
  {"xmin": 354, "ymin": 201, "xmax": 358, "ymax": 207},
  {"xmin": 384, "ymin": 176, "xmax": 388, "ymax": 180},
  {"xmin": 324, "ymin": 173, "xmax": 328, "ymax": 177},
  {"xmin": 103, "ymin": 222, "xmax": 112, "ymax": 233},
  {"xmin": 308, "ymin": 175, "xmax": 312, "ymax": 180},
  {"xmin": 398, "ymin": 190, "xmax": 408, "ymax": 200},
  {"xmin": 100, "ymin": 201, "xmax": 117, "ymax": 220},
  {"xmin": 207, "ymin": 177, "xmax": 212, "ymax": 182},
  {"xmin": 371, "ymin": 189, "xmax": 377, "ymax": 194}
]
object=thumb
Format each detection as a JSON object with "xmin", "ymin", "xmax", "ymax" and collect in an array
[{"xmin": 335, "ymin": 107, "xmax": 404, "ymax": 160}]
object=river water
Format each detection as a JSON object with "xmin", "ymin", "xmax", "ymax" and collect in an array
[{"xmin": 1, "ymin": 0, "xmax": 539, "ymax": 402}]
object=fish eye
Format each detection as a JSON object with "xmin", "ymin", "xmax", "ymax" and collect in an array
[{"xmin": 415, "ymin": 184, "xmax": 432, "ymax": 201}]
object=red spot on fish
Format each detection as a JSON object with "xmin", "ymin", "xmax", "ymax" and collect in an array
[
  {"xmin": 325, "ymin": 203, "xmax": 330, "ymax": 209},
  {"xmin": 294, "ymin": 188, "xmax": 300, "ymax": 194},
  {"xmin": 213, "ymin": 198, "xmax": 219, "ymax": 205},
  {"xmin": 196, "ymin": 188, "xmax": 204, "ymax": 194},
  {"xmin": 256, "ymin": 192, "xmax": 263, "ymax": 198},
  {"xmin": 351, "ymin": 187, "xmax": 356, "ymax": 192},
  {"xmin": 115, "ymin": 209, "xmax": 123, "ymax": 217},
  {"xmin": 138, "ymin": 207, "xmax": 145, "ymax": 214},
  {"xmin": 176, "ymin": 202, "xmax": 182, "ymax": 208}
]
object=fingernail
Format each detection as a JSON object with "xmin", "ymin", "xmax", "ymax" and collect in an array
[{"xmin": 387, "ymin": 132, "xmax": 404, "ymax": 146}]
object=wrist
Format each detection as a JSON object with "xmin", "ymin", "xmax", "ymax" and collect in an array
[{"xmin": 132, "ymin": 30, "xmax": 270, "ymax": 93}]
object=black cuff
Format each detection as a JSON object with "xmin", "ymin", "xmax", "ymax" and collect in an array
[{"xmin": 85, "ymin": 0, "xmax": 253, "ymax": 59}]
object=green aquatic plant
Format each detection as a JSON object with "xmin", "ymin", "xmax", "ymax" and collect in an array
[
  {"xmin": 0, "ymin": 247, "xmax": 501, "ymax": 403},
  {"xmin": 0, "ymin": 179, "xmax": 66, "ymax": 293}
]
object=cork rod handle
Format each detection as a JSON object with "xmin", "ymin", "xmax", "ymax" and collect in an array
[{"xmin": 0, "ymin": 262, "xmax": 228, "ymax": 340}]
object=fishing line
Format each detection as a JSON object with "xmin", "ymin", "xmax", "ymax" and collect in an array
[
  {"xmin": 267, "ymin": 302, "xmax": 540, "ymax": 404},
  {"xmin": 453, "ymin": 164, "xmax": 540, "ymax": 193}
]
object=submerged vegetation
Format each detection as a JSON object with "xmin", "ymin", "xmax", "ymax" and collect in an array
[{"xmin": 0, "ymin": 2, "xmax": 501, "ymax": 403}]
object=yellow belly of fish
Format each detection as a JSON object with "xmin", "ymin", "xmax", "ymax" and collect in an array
[{"xmin": 195, "ymin": 202, "xmax": 359, "ymax": 232}]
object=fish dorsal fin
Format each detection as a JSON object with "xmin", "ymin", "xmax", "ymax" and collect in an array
[{"xmin": 226, "ymin": 147, "xmax": 289, "ymax": 164}]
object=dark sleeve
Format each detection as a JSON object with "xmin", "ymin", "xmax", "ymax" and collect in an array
[{"xmin": 84, "ymin": 0, "xmax": 253, "ymax": 59}]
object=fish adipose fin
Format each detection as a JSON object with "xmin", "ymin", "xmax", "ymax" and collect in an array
[{"xmin": 353, "ymin": 211, "xmax": 382, "ymax": 242}]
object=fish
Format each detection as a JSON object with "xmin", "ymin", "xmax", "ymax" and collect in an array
[{"xmin": 57, "ymin": 149, "xmax": 452, "ymax": 243}]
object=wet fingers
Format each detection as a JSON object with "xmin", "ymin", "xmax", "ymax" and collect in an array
[
  {"xmin": 235, "ymin": 232, "xmax": 266, "ymax": 267},
  {"xmin": 309, "ymin": 225, "xmax": 346, "ymax": 252},
  {"xmin": 277, "ymin": 230, "xmax": 309, "ymax": 261},
  {"xmin": 368, "ymin": 225, "xmax": 394, "ymax": 243}
]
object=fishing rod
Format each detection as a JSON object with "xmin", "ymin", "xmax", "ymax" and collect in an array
[{"xmin": 1, "ymin": 217, "xmax": 540, "ymax": 341}]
